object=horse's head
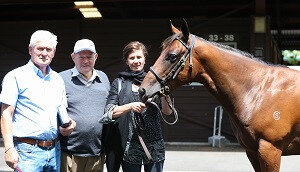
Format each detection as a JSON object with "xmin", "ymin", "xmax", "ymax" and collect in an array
[{"xmin": 139, "ymin": 20, "xmax": 198, "ymax": 102}]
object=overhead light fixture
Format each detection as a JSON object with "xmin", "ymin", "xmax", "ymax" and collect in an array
[
  {"xmin": 79, "ymin": 8, "xmax": 98, "ymax": 12},
  {"xmin": 81, "ymin": 12, "xmax": 102, "ymax": 18},
  {"xmin": 74, "ymin": 1, "xmax": 94, "ymax": 6},
  {"xmin": 74, "ymin": 1, "xmax": 101, "ymax": 18},
  {"xmin": 79, "ymin": 8, "xmax": 102, "ymax": 18}
]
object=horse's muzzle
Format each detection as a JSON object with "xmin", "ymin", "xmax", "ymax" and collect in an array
[{"xmin": 138, "ymin": 88, "xmax": 148, "ymax": 103}]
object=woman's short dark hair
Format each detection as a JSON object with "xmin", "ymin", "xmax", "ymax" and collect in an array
[{"xmin": 122, "ymin": 41, "xmax": 148, "ymax": 62}]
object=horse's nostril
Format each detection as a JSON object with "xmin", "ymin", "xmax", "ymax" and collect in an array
[
  {"xmin": 138, "ymin": 88, "xmax": 144, "ymax": 96},
  {"xmin": 138, "ymin": 88, "xmax": 148, "ymax": 103}
]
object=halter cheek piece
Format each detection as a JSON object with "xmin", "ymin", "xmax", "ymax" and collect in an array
[{"xmin": 148, "ymin": 35, "xmax": 196, "ymax": 125}]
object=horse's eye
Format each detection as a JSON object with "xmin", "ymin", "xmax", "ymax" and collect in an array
[{"xmin": 167, "ymin": 54, "xmax": 178, "ymax": 63}]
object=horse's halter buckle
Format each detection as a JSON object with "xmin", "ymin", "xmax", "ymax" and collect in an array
[{"xmin": 159, "ymin": 85, "xmax": 170, "ymax": 97}]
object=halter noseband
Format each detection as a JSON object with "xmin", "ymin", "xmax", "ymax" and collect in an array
[{"xmin": 150, "ymin": 34, "xmax": 196, "ymax": 95}]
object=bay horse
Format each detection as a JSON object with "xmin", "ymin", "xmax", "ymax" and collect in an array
[{"xmin": 139, "ymin": 20, "xmax": 300, "ymax": 172}]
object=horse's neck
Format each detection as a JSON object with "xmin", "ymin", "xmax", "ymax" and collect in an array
[{"xmin": 195, "ymin": 40, "xmax": 266, "ymax": 110}]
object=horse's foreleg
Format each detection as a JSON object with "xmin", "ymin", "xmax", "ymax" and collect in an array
[
  {"xmin": 245, "ymin": 150, "xmax": 261, "ymax": 172},
  {"xmin": 258, "ymin": 139, "xmax": 282, "ymax": 172}
]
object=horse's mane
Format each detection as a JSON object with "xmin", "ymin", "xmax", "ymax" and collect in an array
[
  {"xmin": 197, "ymin": 36, "xmax": 268, "ymax": 64},
  {"xmin": 162, "ymin": 33, "xmax": 268, "ymax": 65},
  {"xmin": 203, "ymin": 37, "xmax": 288, "ymax": 67}
]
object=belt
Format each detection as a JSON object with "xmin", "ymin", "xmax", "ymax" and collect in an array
[{"xmin": 14, "ymin": 137, "xmax": 59, "ymax": 148}]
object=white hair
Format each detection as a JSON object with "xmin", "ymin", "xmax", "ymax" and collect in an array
[{"xmin": 29, "ymin": 30, "xmax": 58, "ymax": 48}]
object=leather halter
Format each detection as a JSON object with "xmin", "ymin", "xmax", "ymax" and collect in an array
[
  {"xmin": 150, "ymin": 34, "xmax": 196, "ymax": 95},
  {"xmin": 148, "ymin": 35, "xmax": 196, "ymax": 125}
]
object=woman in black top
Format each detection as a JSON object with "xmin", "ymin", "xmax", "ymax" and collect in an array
[{"xmin": 100, "ymin": 41, "xmax": 172, "ymax": 172}]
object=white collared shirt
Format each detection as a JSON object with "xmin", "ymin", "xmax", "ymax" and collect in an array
[{"xmin": 71, "ymin": 67, "xmax": 100, "ymax": 86}]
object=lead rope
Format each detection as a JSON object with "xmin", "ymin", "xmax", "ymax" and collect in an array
[
  {"xmin": 133, "ymin": 112, "xmax": 153, "ymax": 161},
  {"xmin": 134, "ymin": 95, "xmax": 178, "ymax": 162},
  {"xmin": 136, "ymin": 126, "xmax": 153, "ymax": 161},
  {"xmin": 146, "ymin": 95, "xmax": 178, "ymax": 125}
]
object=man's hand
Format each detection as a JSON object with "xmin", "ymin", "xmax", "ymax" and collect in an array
[
  {"xmin": 5, "ymin": 147, "xmax": 19, "ymax": 169},
  {"xmin": 59, "ymin": 119, "xmax": 76, "ymax": 136}
]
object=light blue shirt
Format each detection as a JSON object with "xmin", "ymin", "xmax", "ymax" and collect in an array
[{"xmin": 0, "ymin": 60, "xmax": 67, "ymax": 140}]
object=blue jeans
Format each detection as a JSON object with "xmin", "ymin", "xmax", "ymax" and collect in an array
[
  {"xmin": 14, "ymin": 140, "xmax": 61, "ymax": 172},
  {"xmin": 122, "ymin": 160, "xmax": 164, "ymax": 172}
]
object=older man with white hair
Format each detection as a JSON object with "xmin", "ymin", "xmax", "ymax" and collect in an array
[{"xmin": 0, "ymin": 30, "xmax": 76, "ymax": 172}]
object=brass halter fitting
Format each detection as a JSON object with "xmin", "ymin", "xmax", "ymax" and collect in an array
[{"xmin": 159, "ymin": 85, "xmax": 170, "ymax": 96}]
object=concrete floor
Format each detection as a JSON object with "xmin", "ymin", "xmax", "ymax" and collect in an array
[{"xmin": 1, "ymin": 142, "xmax": 299, "ymax": 172}]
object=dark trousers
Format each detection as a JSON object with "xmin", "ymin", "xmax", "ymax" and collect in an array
[
  {"xmin": 122, "ymin": 160, "xmax": 164, "ymax": 172},
  {"xmin": 105, "ymin": 150, "xmax": 123, "ymax": 172},
  {"xmin": 103, "ymin": 122, "xmax": 124, "ymax": 172}
]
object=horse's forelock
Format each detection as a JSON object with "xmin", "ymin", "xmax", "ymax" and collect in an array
[{"xmin": 162, "ymin": 33, "xmax": 182, "ymax": 50}]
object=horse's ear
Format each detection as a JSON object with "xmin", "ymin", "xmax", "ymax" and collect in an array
[
  {"xmin": 181, "ymin": 18, "xmax": 190, "ymax": 40},
  {"xmin": 170, "ymin": 20, "xmax": 180, "ymax": 34}
]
